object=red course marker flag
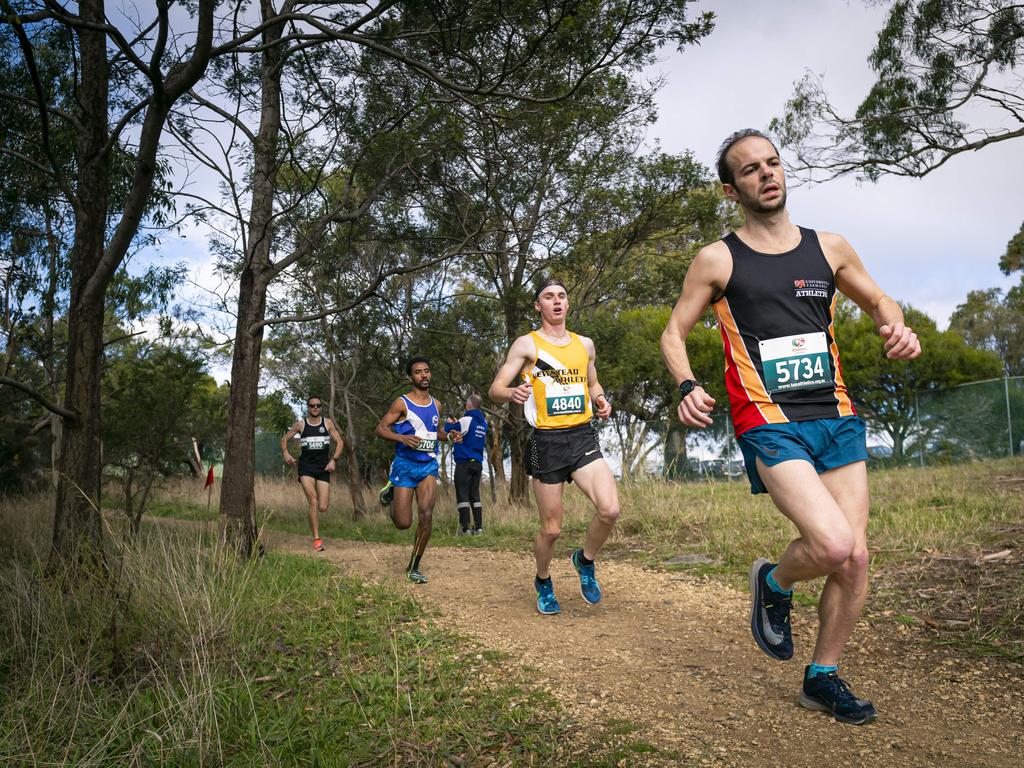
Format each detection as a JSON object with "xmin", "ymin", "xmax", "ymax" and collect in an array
[{"xmin": 204, "ymin": 465, "xmax": 215, "ymax": 489}]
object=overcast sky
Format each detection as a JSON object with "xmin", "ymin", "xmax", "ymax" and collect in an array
[{"xmin": 646, "ymin": 0, "xmax": 1022, "ymax": 329}]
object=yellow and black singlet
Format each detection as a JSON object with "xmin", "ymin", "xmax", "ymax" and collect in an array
[{"xmin": 521, "ymin": 331, "xmax": 592, "ymax": 430}]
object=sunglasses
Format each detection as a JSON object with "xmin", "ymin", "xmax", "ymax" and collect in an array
[{"xmin": 308, "ymin": 403, "xmax": 322, "ymax": 409}]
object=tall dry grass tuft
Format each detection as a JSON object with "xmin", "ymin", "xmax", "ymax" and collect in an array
[{"xmin": 0, "ymin": 493, "xmax": 264, "ymax": 766}]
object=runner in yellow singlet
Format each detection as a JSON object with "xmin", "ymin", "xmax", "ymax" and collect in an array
[{"xmin": 489, "ymin": 278, "xmax": 618, "ymax": 615}]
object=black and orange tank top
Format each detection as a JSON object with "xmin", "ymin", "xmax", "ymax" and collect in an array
[{"xmin": 712, "ymin": 227, "xmax": 855, "ymax": 437}]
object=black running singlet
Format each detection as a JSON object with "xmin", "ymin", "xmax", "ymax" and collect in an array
[
  {"xmin": 298, "ymin": 418, "xmax": 331, "ymax": 467},
  {"xmin": 712, "ymin": 227, "xmax": 855, "ymax": 437}
]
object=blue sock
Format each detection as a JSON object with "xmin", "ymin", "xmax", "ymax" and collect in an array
[
  {"xmin": 807, "ymin": 663, "xmax": 838, "ymax": 680},
  {"xmin": 766, "ymin": 566, "xmax": 792, "ymax": 596}
]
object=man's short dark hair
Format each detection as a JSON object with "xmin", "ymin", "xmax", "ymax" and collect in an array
[
  {"xmin": 307, "ymin": 395, "xmax": 321, "ymax": 405},
  {"xmin": 716, "ymin": 129, "xmax": 780, "ymax": 186},
  {"xmin": 405, "ymin": 356, "xmax": 430, "ymax": 376},
  {"xmin": 533, "ymin": 277, "xmax": 567, "ymax": 301}
]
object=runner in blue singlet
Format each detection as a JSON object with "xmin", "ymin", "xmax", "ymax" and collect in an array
[{"xmin": 374, "ymin": 356, "xmax": 461, "ymax": 583}]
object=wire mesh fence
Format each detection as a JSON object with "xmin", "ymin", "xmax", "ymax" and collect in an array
[{"xmin": 911, "ymin": 377, "xmax": 1023, "ymax": 466}]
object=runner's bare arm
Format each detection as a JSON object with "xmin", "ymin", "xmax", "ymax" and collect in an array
[
  {"xmin": 820, "ymin": 232, "xmax": 921, "ymax": 360},
  {"xmin": 580, "ymin": 335, "xmax": 611, "ymax": 419},
  {"xmin": 374, "ymin": 399, "xmax": 420, "ymax": 447},
  {"xmin": 437, "ymin": 405, "xmax": 462, "ymax": 443},
  {"xmin": 488, "ymin": 334, "xmax": 534, "ymax": 405},
  {"xmin": 326, "ymin": 419, "xmax": 344, "ymax": 461},
  {"xmin": 661, "ymin": 243, "xmax": 730, "ymax": 428},
  {"xmin": 281, "ymin": 420, "xmax": 302, "ymax": 465}
]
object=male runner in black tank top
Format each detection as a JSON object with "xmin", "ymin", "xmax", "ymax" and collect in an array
[
  {"xmin": 281, "ymin": 396, "xmax": 344, "ymax": 552},
  {"xmin": 661, "ymin": 130, "xmax": 921, "ymax": 725}
]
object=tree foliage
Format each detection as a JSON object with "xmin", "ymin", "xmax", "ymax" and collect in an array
[
  {"xmin": 772, "ymin": 1, "xmax": 1024, "ymax": 181},
  {"xmin": 949, "ymin": 286, "xmax": 1024, "ymax": 375},
  {"xmin": 835, "ymin": 300, "xmax": 1003, "ymax": 458}
]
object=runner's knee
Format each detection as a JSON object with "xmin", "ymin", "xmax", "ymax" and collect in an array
[
  {"xmin": 836, "ymin": 545, "xmax": 869, "ymax": 580},
  {"xmin": 810, "ymin": 533, "xmax": 855, "ymax": 573},
  {"xmin": 538, "ymin": 519, "xmax": 562, "ymax": 541},
  {"xmin": 596, "ymin": 502, "xmax": 619, "ymax": 526}
]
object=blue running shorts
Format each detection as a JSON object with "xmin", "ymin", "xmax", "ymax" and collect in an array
[
  {"xmin": 737, "ymin": 415, "xmax": 868, "ymax": 495},
  {"xmin": 388, "ymin": 455, "xmax": 439, "ymax": 488}
]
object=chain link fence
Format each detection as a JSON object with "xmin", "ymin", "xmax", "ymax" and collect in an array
[{"xmin": 910, "ymin": 377, "xmax": 1023, "ymax": 466}]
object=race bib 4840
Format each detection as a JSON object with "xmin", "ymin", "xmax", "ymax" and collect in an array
[
  {"xmin": 545, "ymin": 382, "xmax": 586, "ymax": 416},
  {"xmin": 758, "ymin": 332, "xmax": 831, "ymax": 394}
]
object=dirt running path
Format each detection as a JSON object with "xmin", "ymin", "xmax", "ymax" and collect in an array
[{"xmin": 276, "ymin": 535, "xmax": 1022, "ymax": 767}]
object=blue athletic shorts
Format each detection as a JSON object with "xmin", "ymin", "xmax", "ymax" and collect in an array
[
  {"xmin": 388, "ymin": 455, "xmax": 439, "ymax": 488},
  {"xmin": 737, "ymin": 415, "xmax": 868, "ymax": 495}
]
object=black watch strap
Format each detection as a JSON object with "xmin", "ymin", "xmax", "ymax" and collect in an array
[{"xmin": 678, "ymin": 379, "xmax": 699, "ymax": 398}]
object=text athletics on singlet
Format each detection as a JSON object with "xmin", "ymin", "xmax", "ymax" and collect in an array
[{"xmin": 521, "ymin": 331, "xmax": 592, "ymax": 430}]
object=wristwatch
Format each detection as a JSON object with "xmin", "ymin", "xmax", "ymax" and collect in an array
[{"xmin": 678, "ymin": 379, "xmax": 699, "ymax": 398}]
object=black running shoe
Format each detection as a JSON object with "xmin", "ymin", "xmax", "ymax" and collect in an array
[
  {"xmin": 378, "ymin": 481, "xmax": 394, "ymax": 507},
  {"xmin": 799, "ymin": 667, "xmax": 877, "ymax": 725},
  {"xmin": 749, "ymin": 558, "xmax": 793, "ymax": 660}
]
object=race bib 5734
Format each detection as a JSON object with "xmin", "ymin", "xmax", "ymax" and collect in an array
[{"xmin": 758, "ymin": 332, "xmax": 831, "ymax": 394}]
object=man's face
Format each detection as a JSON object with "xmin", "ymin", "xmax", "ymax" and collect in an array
[
  {"xmin": 722, "ymin": 137, "xmax": 787, "ymax": 214},
  {"xmin": 534, "ymin": 286, "xmax": 568, "ymax": 323},
  {"xmin": 409, "ymin": 362, "xmax": 431, "ymax": 390},
  {"xmin": 307, "ymin": 399, "xmax": 323, "ymax": 415}
]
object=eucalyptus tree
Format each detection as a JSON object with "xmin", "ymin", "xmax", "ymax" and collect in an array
[
  {"xmin": 772, "ymin": 1, "xmax": 1023, "ymax": 181},
  {"xmin": 0, "ymin": 0, "xmax": 261, "ymax": 577},
  {"xmin": 178, "ymin": 0, "xmax": 716, "ymax": 552}
]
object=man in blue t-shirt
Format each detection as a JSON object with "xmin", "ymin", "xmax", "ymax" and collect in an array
[{"xmin": 444, "ymin": 394, "xmax": 489, "ymax": 535}]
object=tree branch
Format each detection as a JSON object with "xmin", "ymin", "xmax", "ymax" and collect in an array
[{"xmin": 0, "ymin": 376, "xmax": 75, "ymax": 419}]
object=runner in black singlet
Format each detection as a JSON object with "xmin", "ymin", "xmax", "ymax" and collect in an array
[
  {"xmin": 661, "ymin": 129, "xmax": 921, "ymax": 725},
  {"xmin": 281, "ymin": 396, "xmax": 344, "ymax": 551}
]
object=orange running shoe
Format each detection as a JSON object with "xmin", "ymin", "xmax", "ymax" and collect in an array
[{"xmin": 312, "ymin": 537, "xmax": 325, "ymax": 552}]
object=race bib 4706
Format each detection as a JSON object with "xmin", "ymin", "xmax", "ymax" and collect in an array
[{"xmin": 758, "ymin": 332, "xmax": 831, "ymax": 394}]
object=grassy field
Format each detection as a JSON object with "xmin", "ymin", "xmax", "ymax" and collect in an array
[
  {"xmin": 0, "ymin": 496, "xmax": 661, "ymax": 767},
  {"xmin": 151, "ymin": 458, "xmax": 1024, "ymax": 660}
]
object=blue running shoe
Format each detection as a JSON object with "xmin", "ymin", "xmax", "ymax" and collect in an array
[
  {"xmin": 799, "ymin": 667, "xmax": 877, "ymax": 725},
  {"xmin": 535, "ymin": 577, "xmax": 561, "ymax": 615},
  {"xmin": 571, "ymin": 548, "xmax": 602, "ymax": 605},
  {"xmin": 749, "ymin": 558, "xmax": 793, "ymax": 660}
]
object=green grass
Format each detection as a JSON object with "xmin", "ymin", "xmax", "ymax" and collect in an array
[{"xmin": 0, "ymin": 498, "xmax": 669, "ymax": 767}]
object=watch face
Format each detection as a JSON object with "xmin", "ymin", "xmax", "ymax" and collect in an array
[{"xmin": 679, "ymin": 380, "xmax": 696, "ymax": 397}]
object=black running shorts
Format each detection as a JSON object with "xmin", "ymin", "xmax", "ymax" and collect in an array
[
  {"xmin": 527, "ymin": 422, "xmax": 603, "ymax": 485},
  {"xmin": 298, "ymin": 463, "xmax": 330, "ymax": 483}
]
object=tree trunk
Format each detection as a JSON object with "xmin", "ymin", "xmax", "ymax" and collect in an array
[
  {"xmin": 342, "ymin": 390, "xmax": 367, "ymax": 520},
  {"xmin": 218, "ymin": 0, "xmax": 285, "ymax": 557},
  {"xmin": 507, "ymin": 404, "xmax": 529, "ymax": 501},
  {"xmin": 663, "ymin": 421, "xmax": 687, "ymax": 480},
  {"xmin": 42, "ymin": 202, "xmax": 62, "ymax": 488},
  {"xmin": 486, "ymin": 413, "xmax": 505, "ymax": 483},
  {"xmin": 49, "ymin": 0, "xmax": 110, "ymax": 576},
  {"xmin": 220, "ymin": 268, "xmax": 270, "ymax": 557},
  {"xmin": 485, "ymin": 413, "xmax": 502, "ymax": 503}
]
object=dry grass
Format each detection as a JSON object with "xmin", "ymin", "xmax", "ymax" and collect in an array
[{"xmin": 150, "ymin": 458, "xmax": 1024, "ymax": 660}]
